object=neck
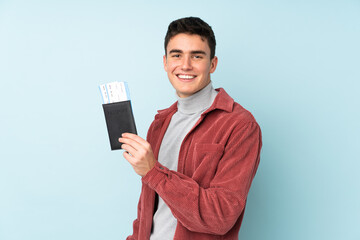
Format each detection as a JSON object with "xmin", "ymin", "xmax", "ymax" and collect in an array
[{"xmin": 177, "ymin": 82, "xmax": 218, "ymax": 115}]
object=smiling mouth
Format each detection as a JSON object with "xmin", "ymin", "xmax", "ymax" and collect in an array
[{"xmin": 177, "ymin": 74, "xmax": 197, "ymax": 80}]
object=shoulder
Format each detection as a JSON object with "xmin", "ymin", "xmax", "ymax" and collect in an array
[
  {"xmin": 146, "ymin": 101, "xmax": 177, "ymax": 141},
  {"xmin": 209, "ymin": 88, "xmax": 259, "ymax": 128},
  {"xmin": 232, "ymin": 101, "xmax": 258, "ymax": 125},
  {"xmin": 154, "ymin": 101, "xmax": 178, "ymax": 120},
  {"xmin": 208, "ymin": 102, "xmax": 260, "ymax": 139}
]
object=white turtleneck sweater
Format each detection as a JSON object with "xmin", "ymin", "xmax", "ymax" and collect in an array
[{"xmin": 150, "ymin": 82, "xmax": 218, "ymax": 239}]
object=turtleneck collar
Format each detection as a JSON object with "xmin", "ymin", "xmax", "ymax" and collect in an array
[{"xmin": 176, "ymin": 82, "xmax": 218, "ymax": 115}]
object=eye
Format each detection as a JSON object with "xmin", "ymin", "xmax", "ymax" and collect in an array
[
  {"xmin": 171, "ymin": 54, "xmax": 180, "ymax": 58},
  {"xmin": 193, "ymin": 55, "xmax": 203, "ymax": 59}
]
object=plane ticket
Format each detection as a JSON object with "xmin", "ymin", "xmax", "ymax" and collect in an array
[{"xmin": 99, "ymin": 81, "xmax": 131, "ymax": 104}]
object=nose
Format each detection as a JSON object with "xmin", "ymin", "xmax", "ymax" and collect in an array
[{"xmin": 181, "ymin": 56, "xmax": 192, "ymax": 70}]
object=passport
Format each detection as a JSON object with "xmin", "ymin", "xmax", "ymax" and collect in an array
[{"xmin": 99, "ymin": 81, "xmax": 137, "ymax": 150}]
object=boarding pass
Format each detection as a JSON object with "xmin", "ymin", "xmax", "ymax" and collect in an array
[{"xmin": 99, "ymin": 81, "xmax": 131, "ymax": 104}]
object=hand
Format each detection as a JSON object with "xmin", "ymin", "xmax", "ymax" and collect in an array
[{"xmin": 118, "ymin": 133, "xmax": 156, "ymax": 177}]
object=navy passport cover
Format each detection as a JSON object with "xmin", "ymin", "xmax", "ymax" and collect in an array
[{"xmin": 102, "ymin": 100, "xmax": 137, "ymax": 150}]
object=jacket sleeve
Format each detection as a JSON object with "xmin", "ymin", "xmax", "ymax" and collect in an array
[
  {"xmin": 126, "ymin": 195, "xmax": 141, "ymax": 240},
  {"xmin": 126, "ymin": 119, "xmax": 159, "ymax": 239},
  {"xmin": 141, "ymin": 122, "xmax": 262, "ymax": 235}
]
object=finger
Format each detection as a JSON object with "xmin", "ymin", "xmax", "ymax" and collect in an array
[
  {"xmin": 118, "ymin": 137, "xmax": 143, "ymax": 152},
  {"xmin": 123, "ymin": 151, "xmax": 136, "ymax": 165},
  {"xmin": 122, "ymin": 133, "xmax": 149, "ymax": 148},
  {"xmin": 121, "ymin": 143, "xmax": 137, "ymax": 157}
]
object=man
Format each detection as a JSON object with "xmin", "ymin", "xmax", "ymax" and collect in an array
[{"xmin": 119, "ymin": 17, "xmax": 262, "ymax": 239}]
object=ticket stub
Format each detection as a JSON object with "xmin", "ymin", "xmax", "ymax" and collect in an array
[
  {"xmin": 118, "ymin": 82, "xmax": 131, "ymax": 101},
  {"xmin": 99, "ymin": 81, "xmax": 131, "ymax": 104},
  {"xmin": 99, "ymin": 84, "xmax": 109, "ymax": 104}
]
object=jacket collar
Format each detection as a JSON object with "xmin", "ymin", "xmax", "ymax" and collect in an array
[{"xmin": 155, "ymin": 88, "xmax": 234, "ymax": 119}]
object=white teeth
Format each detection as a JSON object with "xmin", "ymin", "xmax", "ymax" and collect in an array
[{"xmin": 178, "ymin": 74, "xmax": 195, "ymax": 79}]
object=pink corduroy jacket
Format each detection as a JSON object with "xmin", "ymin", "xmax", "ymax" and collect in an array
[{"xmin": 127, "ymin": 88, "xmax": 262, "ymax": 239}]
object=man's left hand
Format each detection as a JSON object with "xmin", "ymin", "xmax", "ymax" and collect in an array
[{"xmin": 118, "ymin": 133, "xmax": 156, "ymax": 177}]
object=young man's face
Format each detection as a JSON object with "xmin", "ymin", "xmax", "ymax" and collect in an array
[{"xmin": 163, "ymin": 33, "xmax": 218, "ymax": 98}]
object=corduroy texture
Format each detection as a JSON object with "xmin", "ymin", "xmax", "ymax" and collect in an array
[{"xmin": 127, "ymin": 88, "xmax": 262, "ymax": 239}]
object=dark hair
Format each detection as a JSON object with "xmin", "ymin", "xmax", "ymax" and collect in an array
[{"xmin": 164, "ymin": 17, "xmax": 216, "ymax": 59}]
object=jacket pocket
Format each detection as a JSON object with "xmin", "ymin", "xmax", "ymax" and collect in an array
[{"xmin": 191, "ymin": 143, "xmax": 224, "ymax": 188}]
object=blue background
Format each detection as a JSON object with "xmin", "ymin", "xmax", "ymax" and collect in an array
[{"xmin": 1, "ymin": 0, "xmax": 359, "ymax": 239}]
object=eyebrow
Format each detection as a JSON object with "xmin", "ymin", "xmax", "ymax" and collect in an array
[{"xmin": 169, "ymin": 49, "xmax": 207, "ymax": 55}]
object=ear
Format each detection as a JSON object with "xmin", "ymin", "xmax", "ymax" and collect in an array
[
  {"xmin": 163, "ymin": 55, "xmax": 168, "ymax": 72},
  {"xmin": 209, "ymin": 56, "xmax": 218, "ymax": 74}
]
